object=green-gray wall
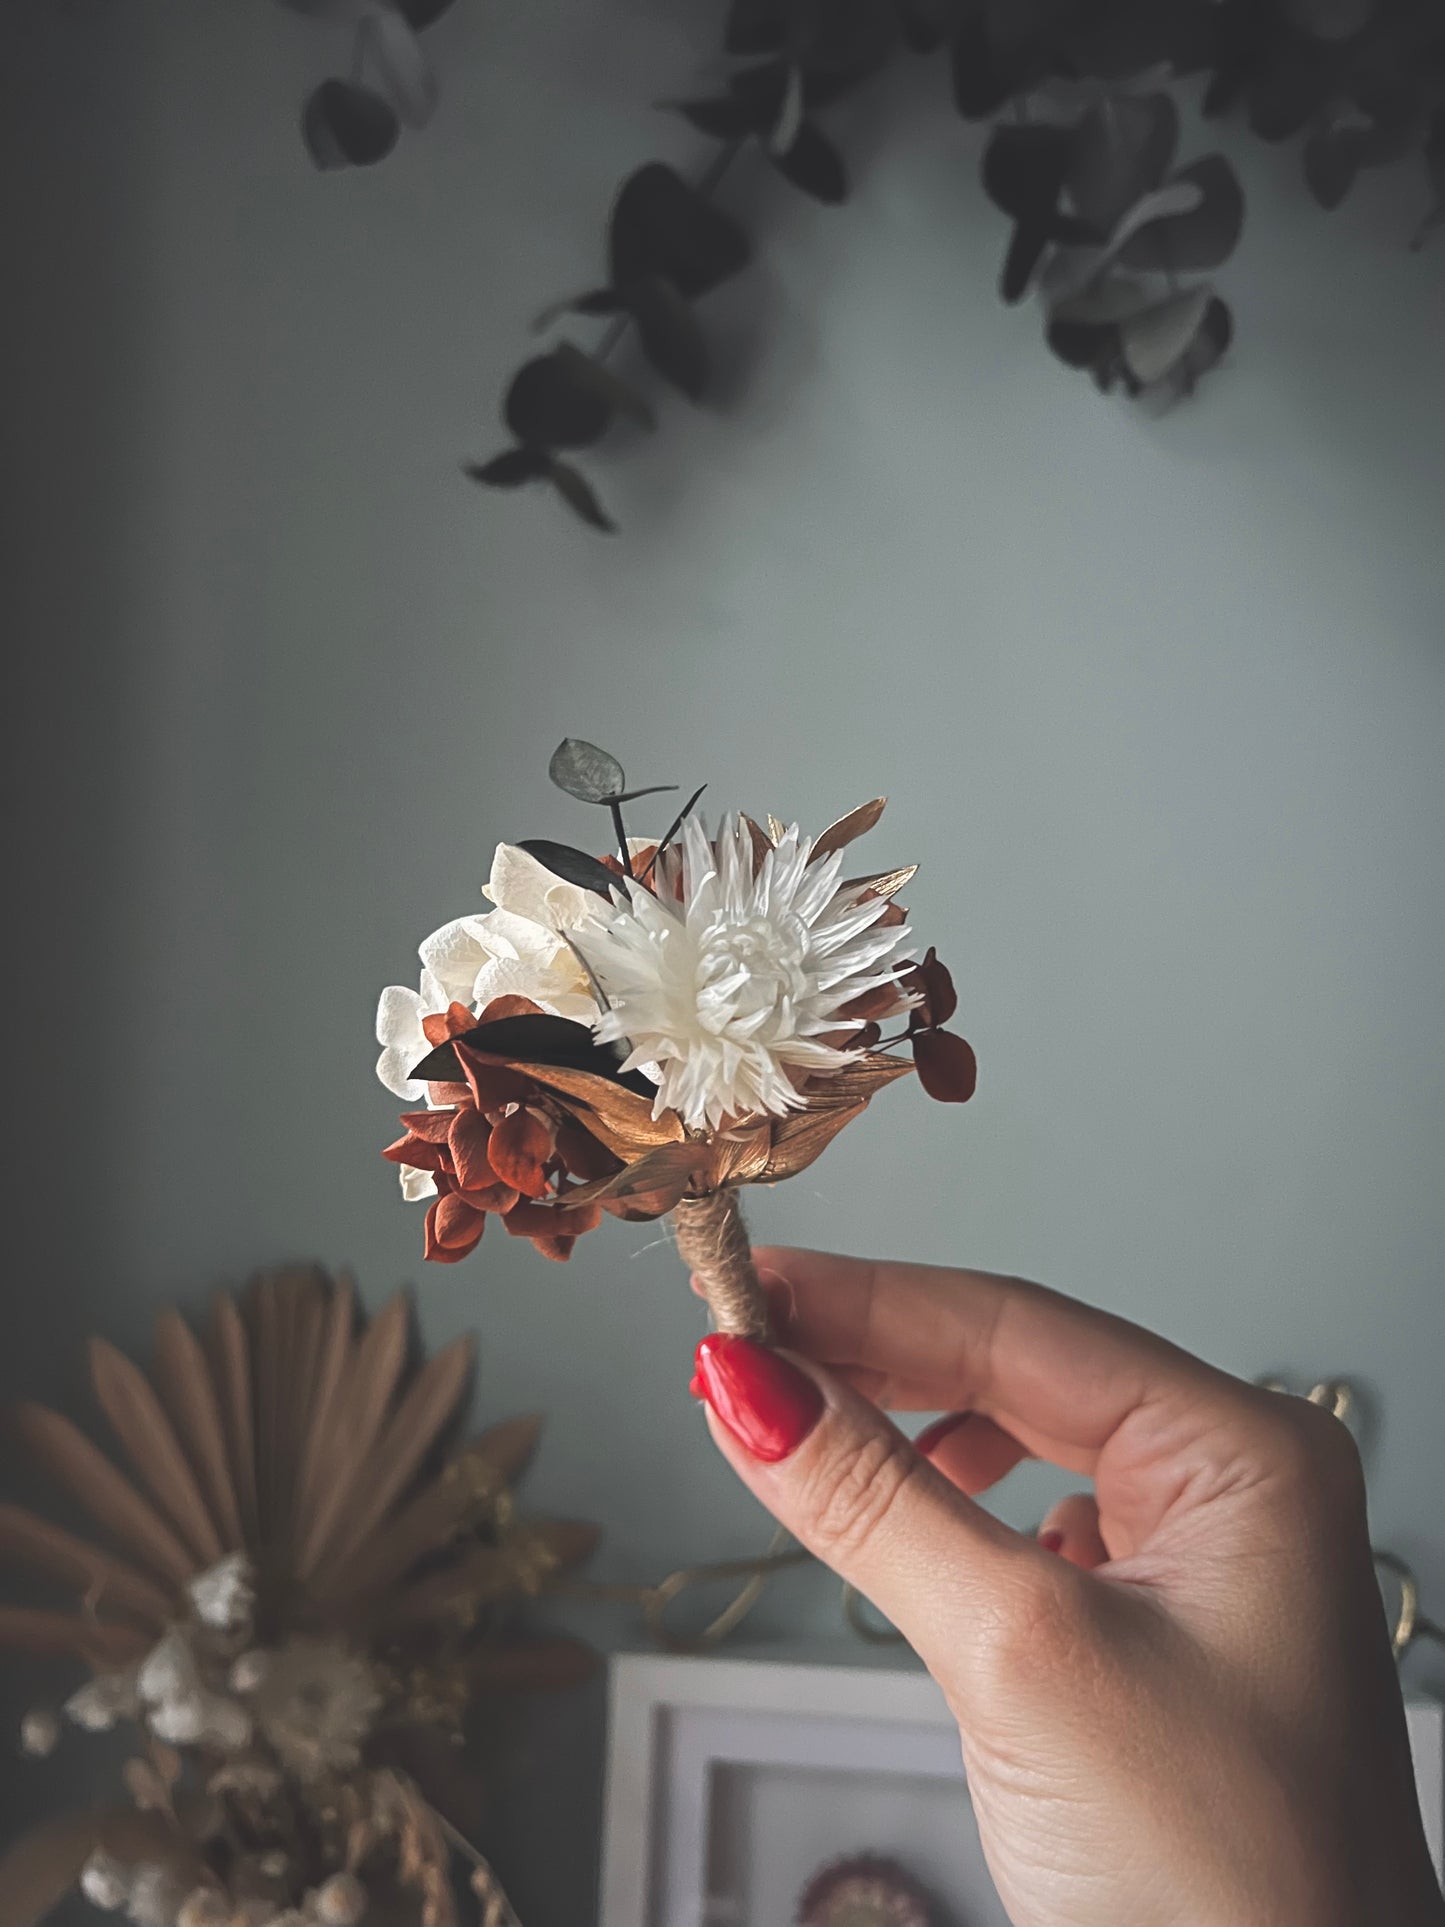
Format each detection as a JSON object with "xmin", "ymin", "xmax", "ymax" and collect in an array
[{"xmin": 7, "ymin": 3, "xmax": 1444, "ymax": 1922}]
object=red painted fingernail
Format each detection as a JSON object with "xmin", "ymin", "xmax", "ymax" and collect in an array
[
  {"xmin": 914, "ymin": 1410, "xmax": 971, "ymax": 1457},
  {"xmin": 1039, "ymin": 1529, "xmax": 1064, "ymax": 1554},
  {"xmin": 691, "ymin": 1333, "xmax": 823, "ymax": 1464}
]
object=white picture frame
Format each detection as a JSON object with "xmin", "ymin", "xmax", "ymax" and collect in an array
[{"xmin": 599, "ymin": 1651, "xmax": 1444, "ymax": 1927}]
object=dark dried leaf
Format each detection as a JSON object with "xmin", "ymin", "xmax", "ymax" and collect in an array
[
  {"xmin": 549, "ymin": 459, "xmax": 617, "ymax": 533},
  {"xmin": 610, "ymin": 163, "xmax": 752, "ymax": 300},
  {"xmin": 772, "ymin": 122, "xmax": 849, "ymax": 203},
  {"xmin": 465, "ymin": 448, "xmax": 548, "ymax": 488},
  {"xmin": 1117, "ymin": 155, "xmax": 1245, "ymax": 272},
  {"xmin": 399, "ymin": 0, "xmax": 460, "ymax": 24},
  {"xmin": 627, "ymin": 276, "xmax": 708, "ymax": 400},
  {"xmin": 1303, "ymin": 128, "xmax": 1361, "ymax": 208},
  {"xmin": 913, "ymin": 1027, "xmax": 979, "ymax": 1102},
  {"xmin": 517, "ymin": 840, "xmax": 623, "ymax": 897},
  {"xmin": 1069, "ymin": 94, "xmax": 1179, "ymax": 232},
  {"xmin": 551, "ymin": 343, "xmax": 655, "ymax": 429},
  {"xmin": 665, "ymin": 95, "xmax": 754, "ymax": 140},
  {"xmin": 302, "ymin": 79, "xmax": 401, "ymax": 169},
  {"xmin": 725, "ymin": 0, "xmax": 787, "ymax": 56},
  {"xmin": 549, "ymin": 739, "xmax": 626, "ymax": 804},
  {"xmin": 410, "ymin": 1012, "xmax": 628, "ymax": 1085},
  {"xmin": 505, "ymin": 354, "xmax": 612, "ymax": 451}
]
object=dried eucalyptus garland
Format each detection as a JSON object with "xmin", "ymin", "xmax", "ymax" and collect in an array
[
  {"xmin": 459, "ymin": 0, "xmax": 1445, "ymax": 532},
  {"xmin": 280, "ymin": 0, "xmax": 457, "ymax": 170}
]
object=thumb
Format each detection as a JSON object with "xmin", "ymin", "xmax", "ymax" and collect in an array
[{"xmin": 692, "ymin": 1333, "xmax": 1042, "ymax": 1681}]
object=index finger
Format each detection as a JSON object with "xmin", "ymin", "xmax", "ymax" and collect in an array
[{"xmin": 752, "ymin": 1245, "xmax": 1260, "ymax": 1478}]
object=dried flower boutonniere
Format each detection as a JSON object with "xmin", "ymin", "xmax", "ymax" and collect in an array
[
  {"xmin": 0, "ymin": 1267, "xmax": 598, "ymax": 1927},
  {"xmin": 377, "ymin": 741, "xmax": 976, "ymax": 1337}
]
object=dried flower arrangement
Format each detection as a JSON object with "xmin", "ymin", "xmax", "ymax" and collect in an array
[
  {"xmin": 376, "ymin": 741, "xmax": 976, "ymax": 1338},
  {"xmin": 0, "ymin": 1267, "xmax": 598, "ymax": 1927},
  {"xmin": 795, "ymin": 1854, "xmax": 939, "ymax": 1927}
]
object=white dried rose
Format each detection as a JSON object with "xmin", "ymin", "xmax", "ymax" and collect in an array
[
  {"xmin": 65, "ymin": 1671, "xmax": 140, "ymax": 1732},
  {"xmin": 188, "ymin": 1552, "xmax": 256, "ymax": 1632},
  {"xmin": 312, "ymin": 1872, "xmax": 367, "ymax": 1925},
  {"xmin": 79, "ymin": 1851, "xmax": 129, "ymax": 1910},
  {"xmin": 20, "ymin": 1708, "xmax": 59, "ymax": 1756}
]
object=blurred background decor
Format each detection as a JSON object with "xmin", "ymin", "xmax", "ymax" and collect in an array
[{"xmin": 0, "ymin": 1267, "xmax": 598, "ymax": 1927}]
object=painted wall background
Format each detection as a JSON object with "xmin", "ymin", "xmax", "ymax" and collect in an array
[{"xmin": 6, "ymin": 1, "xmax": 1444, "ymax": 1921}]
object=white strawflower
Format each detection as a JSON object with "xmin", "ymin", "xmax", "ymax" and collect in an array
[
  {"xmin": 574, "ymin": 816, "xmax": 913, "ymax": 1130},
  {"xmin": 79, "ymin": 1851, "xmax": 130, "ymax": 1910},
  {"xmin": 176, "ymin": 1891, "xmax": 230, "ymax": 1927},
  {"xmin": 137, "ymin": 1630, "xmax": 200, "ymax": 1708},
  {"xmin": 20, "ymin": 1708, "xmax": 60, "ymax": 1756},
  {"xmin": 189, "ymin": 1552, "xmax": 255, "ymax": 1632},
  {"xmin": 65, "ymin": 1671, "xmax": 140, "ymax": 1732}
]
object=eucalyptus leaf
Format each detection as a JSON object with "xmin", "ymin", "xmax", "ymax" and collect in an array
[
  {"xmin": 546, "ymin": 459, "xmax": 617, "ymax": 533},
  {"xmin": 1120, "ymin": 284, "xmax": 1214, "ymax": 385},
  {"xmin": 516, "ymin": 839, "xmax": 623, "ymax": 896},
  {"xmin": 1069, "ymin": 94, "xmax": 1179, "ymax": 232},
  {"xmin": 627, "ymin": 276, "xmax": 708, "ymax": 400},
  {"xmin": 505, "ymin": 354, "xmax": 612, "ymax": 450},
  {"xmin": 1303, "ymin": 128, "xmax": 1361, "ymax": 209},
  {"xmin": 549, "ymin": 740, "xmax": 626, "ymax": 804},
  {"xmin": 772, "ymin": 123, "xmax": 849, "ymax": 203},
  {"xmin": 1117, "ymin": 155, "xmax": 1245, "ymax": 272},
  {"xmin": 359, "ymin": 7, "xmax": 438, "ymax": 128},
  {"xmin": 609, "ymin": 164, "xmax": 752, "ymax": 301},
  {"xmin": 551, "ymin": 343, "xmax": 655, "ymax": 431},
  {"xmin": 302, "ymin": 80, "xmax": 400, "ymax": 169},
  {"xmin": 770, "ymin": 64, "xmax": 807, "ymax": 154},
  {"xmin": 465, "ymin": 448, "xmax": 548, "ymax": 488}
]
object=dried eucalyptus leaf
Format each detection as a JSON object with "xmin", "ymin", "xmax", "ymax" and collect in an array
[
  {"xmin": 772, "ymin": 122, "xmax": 849, "ymax": 203},
  {"xmin": 664, "ymin": 95, "xmax": 752, "ymax": 139},
  {"xmin": 627, "ymin": 276, "xmax": 708, "ymax": 400},
  {"xmin": 549, "ymin": 739, "xmax": 626, "ymax": 804},
  {"xmin": 1120, "ymin": 285, "xmax": 1214, "ymax": 386},
  {"xmin": 1117, "ymin": 156, "xmax": 1244, "ymax": 272},
  {"xmin": 359, "ymin": 7, "xmax": 437, "ymax": 128},
  {"xmin": 465, "ymin": 448, "xmax": 547, "ymax": 488},
  {"xmin": 552, "ymin": 343, "xmax": 655, "ymax": 430},
  {"xmin": 302, "ymin": 80, "xmax": 401, "ymax": 169},
  {"xmin": 515, "ymin": 839, "xmax": 623, "ymax": 897},
  {"xmin": 770, "ymin": 64, "xmax": 807, "ymax": 154},
  {"xmin": 1303, "ymin": 128, "xmax": 1361, "ymax": 209},
  {"xmin": 505, "ymin": 354, "xmax": 612, "ymax": 450},
  {"xmin": 1069, "ymin": 94, "xmax": 1179, "ymax": 232},
  {"xmin": 609, "ymin": 164, "xmax": 752, "ymax": 300}
]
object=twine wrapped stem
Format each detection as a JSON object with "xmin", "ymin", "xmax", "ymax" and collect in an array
[{"xmin": 671, "ymin": 1189, "xmax": 770, "ymax": 1340}]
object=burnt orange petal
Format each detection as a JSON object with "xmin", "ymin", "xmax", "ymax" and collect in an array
[
  {"xmin": 553, "ymin": 1118, "xmax": 624, "ymax": 1183},
  {"xmin": 422, "ymin": 1001, "xmax": 478, "ymax": 1047},
  {"xmin": 424, "ymin": 1193, "xmax": 486, "ymax": 1264},
  {"xmin": 488, "ymin": 1109, "xmax": 555, "ymax": 1198},
  {"xmin": 447, "ymin": 1108, "xmax": 497, "ymax": 1191},
  {"xmin": 478, "ymin": 994, "xmax": 544, "ymax": 1022},
  {"xmin": 383, "ymin": 1134, "xmax": 448, "ymax": 1174},
  {"xmin": 454, "ymin": 1044, "xmax": 533, "ymax": 1113},
  {"xmin": 913, "ymin": 1027, "xmax": 978, "ymax": 1103},
  {"xmin": 398, "ymin": 1108, "xmax": 457, "ymax": 1144},
  {"xmin": 458, "ymin": 1180, "xmax": 520, "ymax": 1212}
]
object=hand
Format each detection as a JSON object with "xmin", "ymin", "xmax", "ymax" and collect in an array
[{"xmin": 690, "ymin": 1249, "xmax": 1445, "ymax": 1927}]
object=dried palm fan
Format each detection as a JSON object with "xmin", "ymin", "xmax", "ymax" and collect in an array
[{"xmin": 0, "ymin": 1265, "xmax": 599, "ymax": 1927}]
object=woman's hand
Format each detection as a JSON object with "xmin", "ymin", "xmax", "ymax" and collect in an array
[{"xmin": 690, "ymin": 1248, "xmax": 1444, "ymax": 1927}]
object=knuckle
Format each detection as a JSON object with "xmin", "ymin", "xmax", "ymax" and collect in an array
[
  {"xmin": 798, "ymin": 1427, "xmax": 924, "ymax": 1567},
  {"xmin": 1254, "ymin": 1394, "xmax": 1365, "ymax": 1506}
]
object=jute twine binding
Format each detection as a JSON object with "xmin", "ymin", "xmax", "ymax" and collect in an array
[{"xmin": 671, "ymin": 1190, "xmax": 770, "ymax": 1340}]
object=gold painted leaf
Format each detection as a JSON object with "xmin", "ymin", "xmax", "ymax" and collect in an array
[
  {"xmin": 711, "ymin": 1124, "xmax": 773, "ymax": 1187},
  {"xmin": 766, "ymin": 814, "xmax": 787, "ymax": 842},
  {"xmin": 762, "ymin": 1101, "xmax": 868, "ymax": 1182},
  {"xmin": 507, "ymin": 1060, "xmax": 685, "ymax": 1153},
  {"xmin": 842, "ymin": 864, "xmax": 918, "ymax": 901},
  {"xmin": 565, "ymin": 1139, "xmax": 701, "ymax": 1211},
  {"xmin": 739, "ymin": 815, "xmax": 774, "ymax": 872},
  {"xmin": 809, "ymin": 797, "xmax": 886, "ymax": 863},
  {"xmin": 816, "ymin": 1051, "xmax": 914, "ymax": 1102}
]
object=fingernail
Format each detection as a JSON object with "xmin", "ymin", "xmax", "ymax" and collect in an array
[
  {"xmin": 914, "ymin": 1410, "xmax": 971, "ymax": 1457},
  {"xmin": 691, "ymin": 1333, "xmax": 823, "ymax": 1464},
  {"xmin": 1039, "ymin": 1529, "xmax": 1064, "ymax": 1554}
]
